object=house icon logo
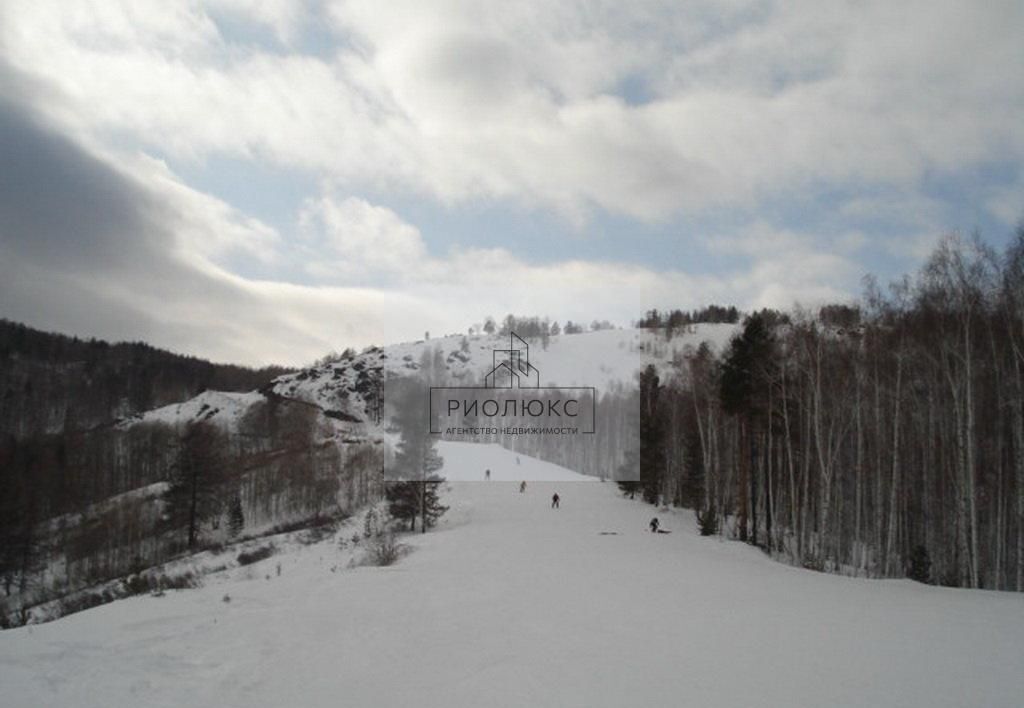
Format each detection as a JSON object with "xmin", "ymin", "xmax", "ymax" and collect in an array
[
  {"xmin": 422, "ymin": 331, "xmax": 597, "ymax": 436},
  {"xmin": 484, "ymin": 332, "xmax": 540, "ymax": 388}
]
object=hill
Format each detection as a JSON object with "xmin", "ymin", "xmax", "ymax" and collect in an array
[{"xmin": 0, "ymin": 319, "xmax": 292, "ymax": 439}]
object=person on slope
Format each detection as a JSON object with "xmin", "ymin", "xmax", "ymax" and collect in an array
[
  {"xmin": 551, "ymin": 492, "xmax": 560, "ymax": 509},
  {"xmin": 650, "ymin": 517, "xmax": 660, "ymax": 533},
  {"xmin": 520, "ymin": 480, "xmax": 527, "ymax": 493},
  {"xmin": 485, "ymin": 469, "xmax": 491, "ymax": 480}
]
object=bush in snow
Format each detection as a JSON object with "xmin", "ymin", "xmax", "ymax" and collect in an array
[
  {"xmin": 237, "ymin": 545, "xmax": 275, "ymax": 566},
  {"xmin": 369, "ymin": 534, "xmax": 405, "ymax": 567},
  {"xmin": 907, "ymin": 545, "xmax": 932, "ymax": 584},
  {"xmin": 228, "ymin": 495, "xmax": 245, "ymax": 538},
  {"xmin": 363, "ymin": 506, "xmax": 382, "ymax": 539},
  {"xmin": 697, "ymin": 506, "xmax": 718, "ymax": 536}
]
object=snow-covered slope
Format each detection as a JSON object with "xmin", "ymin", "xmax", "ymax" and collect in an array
[
  {"xmin": 263, "ymin": 324, "xmax": 737, "ymax": 419},
  {"xmin": 120, "ymin": 390, "xmax": 267, "ymax": 432},
  {"xmin": 2, "ymin": 443, "xmax": 1021, "ymax": 708},
  {"xmin": 124, "ymin": 325, "xmax": 738, "ymax": 433},
  {"xmin": 437, "ymin": 440, "xmax": 594, "ymax": 482}
]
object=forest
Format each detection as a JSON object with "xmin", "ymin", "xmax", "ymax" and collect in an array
[
  {"xmin": 0, "ymin": 327, "xmax": 380, "ymax": 625},
  {"xmin": 630, "ymin": 230, "xmax": 1024, "ymax": 591},
  {"xmin": 0, "ymin": 319, "xmax": 293, "ymax": 439}
]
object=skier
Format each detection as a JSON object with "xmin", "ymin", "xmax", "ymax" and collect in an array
[
  {"xmin": 650, "ymin": 517, "xmax": 660, "ymax": 533},
  {"xmin": 551, "ymin": 492, "xmax": 560, "ymax": 509},
  {"xmin": 485, "ymin": 469, "xmax": 491, "ymax": 480},
  {"xmin": 520, "ymin": 480, "xmax": 527, "ymax": 493},
  {"xmin": 516, "ymin": 456, "xmax": 521, "ymax": 465}
]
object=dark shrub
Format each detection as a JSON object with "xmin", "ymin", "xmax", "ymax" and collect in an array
[{"xmin": 237, "ymin": 545, "xmax": 275, "ymax": 566}]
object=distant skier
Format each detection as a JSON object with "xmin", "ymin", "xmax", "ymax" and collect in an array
[
  {"xmin": 520, "ymin": 481, "xmax": 527, "ymax": 493},
  {"xmin": 650, "ymin": 517, "xmax": 660, "ymax": 533},
  {"xmin": 485, "ymin": 469, "xmax": 491, "ymax": 481},
  {"xmin": 551, "ymin": 492, "xmax": 560, "ymax": 509},
  {"xmin": 516, "ymin": 456, "xmax": 521, "ymax": 465}
]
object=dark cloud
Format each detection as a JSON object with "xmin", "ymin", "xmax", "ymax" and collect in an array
[
  {"xmin": 0, "ymin": 83, "xmax": 225, "ymax": 345},
  {"xmin": 0, "ymin": 95, "xmax": 163, "ymax": 267},
  {"xmin": 0, "ymin": 66, "xmax": 446, "ymax": 366},
  {"xmin": 0, "ymin": 72, "xmax": 299, "ymax": 363}
]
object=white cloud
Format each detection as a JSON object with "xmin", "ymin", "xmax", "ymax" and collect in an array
[
  {"xmin": 0, "ymin": 90, "xmax": 856, "ymax": 366},
  {"xmin": 2, "ymin": 0, "xmax": 1020, "ymax": 221},
  {"xmin": 1, "ymin": 0, "xmax": 1020, "ymax": 365},
  {"xmin": 300, "ymin": 195, "xmax": 426, "ymax": 281},
  {"xmin": 294, "ymin": 194, "xmax": 859, "ymax": 336}
]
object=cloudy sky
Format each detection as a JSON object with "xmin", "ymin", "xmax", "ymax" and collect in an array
[{"xmin": 1, "ymin": 0, "xmax": 1022, "ymax": 366}]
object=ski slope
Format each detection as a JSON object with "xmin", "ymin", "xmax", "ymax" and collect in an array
[
  {"xmin": 436, "ymin": 440, "xmax": 596, "ymax": 482},
  {"xmin": 2, "ymin": 445, "xmax": 1023, "ymax": 708}
]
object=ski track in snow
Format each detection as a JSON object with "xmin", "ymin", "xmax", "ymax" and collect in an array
[{"xmin": 2, "ymin": 444, "xmax": 1023, "ymax": 708}]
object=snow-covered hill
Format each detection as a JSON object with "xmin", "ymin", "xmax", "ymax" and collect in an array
[
  {"xmin": 266, "ymin": 324, "xmax": 736, "ymax": 420},
  {"xmin": 2, "ymin": 442, "xmax": 1021, "ymax": 708},
  {"xmin": 120, "ymin": 324, "xmax": 738, "ymax": 435},
  {"xmin": 121, "ymin": 390, "xmax": 267, "ymax": 432}
]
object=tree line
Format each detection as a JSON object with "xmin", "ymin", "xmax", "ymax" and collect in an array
[
  {"xmin": 624, "ymin": 230, "xmax": 1024, "ymax": 591},
  {"xmin": 0, "ymin": 393, "xmax": 383, "ymax": 623},
  {"xmin": 635, "ymin": 305, "xmax": 742, "ymax": 333},
  {"xmin": 0, "ymin": 319, "xmax": 292, "ymax": 439}
]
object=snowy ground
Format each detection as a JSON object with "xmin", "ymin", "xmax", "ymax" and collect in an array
[
  {"xmin": 2, "ymin": 445, "xmax": 1023, "ymax": 708},
  {"xmin": 436, "ymin": 440, "xmax": 596, "ymax": 482}
]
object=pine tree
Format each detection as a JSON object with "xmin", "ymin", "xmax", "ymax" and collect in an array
[
  {"xmin": 638, "ymin": 364, "xmax": 665, "ymax": 504},
  {"xmin": 228, "ymin": 493, "xmax": 245, "ymax": 538},
  {"xmin": 720, "ymin": 313, "xmax": 776, "ymax": 544},
  {"xmin": 163, "ymin": 421, "xmax": 229, "ymax": 551},
  {"xmin": 617, "ymin": 481, "xmax": 640, "ymax": 499},
  {"xmin": 388, "ymin": 377, "xmax": 447, "ymax": 532},
  {"xmin": 385, "ymin": 482, "xmax": 419, "ymax": 531},
  {"xmin": 385, "ymin": 481, "xmax": 447, "ymax": 531},
  {"xmin": 907, "ymin": 545, "xmax": 932, "ymax": 583}
]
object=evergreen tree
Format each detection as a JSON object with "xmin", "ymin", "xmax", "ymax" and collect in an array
[
  {"xmin": 617, "ymin": 481, "xmax": 641, "ymax": 499},
  {"xmin": 907, "ymin": 545, "xmax": 932, "ymax": 583},
  {"xmin": 719, "ymin": 313, "xmax": 776, "ymax": 544},
  {"xmin": 163, "ymin": 421, "xmax": 229, "ymax": 550},
  {"xmin": 638, "ymin": 364, "xmax": 666, "ymax": 504},
  {"xmin": 385, "ymin": 482, "xmax": 419, "ymax": 531},
  {"xmin": 386, "ymin": 481, "xmax": 447, "ymax": 532},
  {"xmin": 389, "ymin": 377, "xmax": 447, "ymax": 532},
  {"xmin": 228, "ymin": 493, "xmax": 245, "ymax": 538}
]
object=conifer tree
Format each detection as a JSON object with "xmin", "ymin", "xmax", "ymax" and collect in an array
[
  {"xmin": 638, "ymin": 364, "xmax": 666, "ymax": 504},
  {"xmin": 388, "ymin": 377, "xmax": 447, "ymax": 532},
  {"xmin": 228, "ymin": 493, "xmax": 245, "ymax": 538},
  {"xmin": 163, "ymin": 421, "xmax": 228, "ymax": 550}
]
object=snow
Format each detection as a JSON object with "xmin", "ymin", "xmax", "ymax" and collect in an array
[
  {"xmin": 436, "ymin": 440, "xmax": 595, "ymax": 482},
  {"xmin": 3, "ymin": 444, "xmax": 1022, "ymax": 708},
  {"xmin": 114, "ymin": 326, "xmax": 738, "ymax": 436},
  {"xmin": 270, "ymin": 324, "xmax": 739, "ymax": 416},
  {"xmin": 121, "ymin": 390, "xmax": 267, "ymax": 433}
]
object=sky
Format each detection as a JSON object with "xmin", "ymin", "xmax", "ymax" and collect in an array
[{"xmin": 0, "ymin": 0, "xmax": 1022, "ymax": 367}]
